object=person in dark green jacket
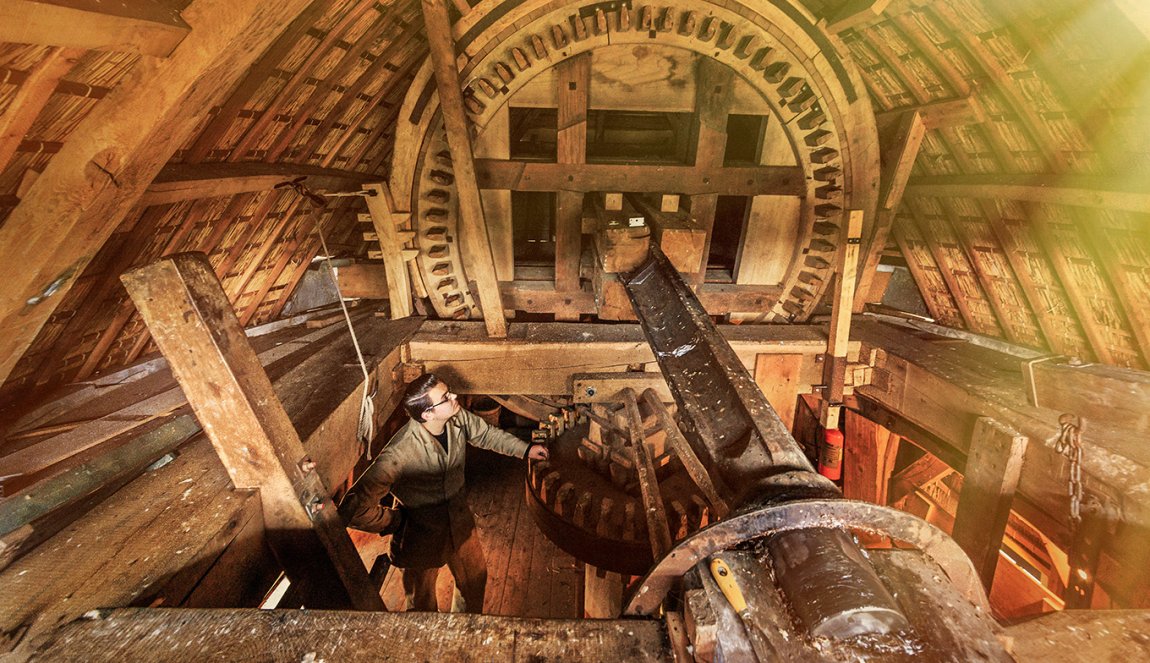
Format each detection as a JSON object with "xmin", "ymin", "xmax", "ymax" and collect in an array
[{"xmin": 339, "ymin": 373, "xmax": 549, "ymax": 612}]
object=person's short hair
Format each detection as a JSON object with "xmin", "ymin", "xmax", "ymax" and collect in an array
[{"xmin": 403, "ymin": 373, "xmax": 441, "ymax": 422}]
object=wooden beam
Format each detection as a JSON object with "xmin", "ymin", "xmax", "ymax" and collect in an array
[
  {"xmin": 621, "ymin": 388, "xmax": 672, "ymax": 558},
  {"xmin": 0, "ymin": 0, "xmax": 315, "ymax": 388},
  {"xmin": 120, "ymin": 253, "xmax": 383, "ymax": 611},
  {"xmin": 873, "ymin": 97, "xmax": 982, "ymax": 131},
  {"xmin": 555, "ymin": 53, "xmax": 591, "ymax": 292},
  {"xmin": 475, "ymin": 160, "xmax": 805, "ymax": 196},
  {"xmin": 142, "ymin": 163, "xmax": 372, "ymax": 206},
  {"xmin": 904, "ymin": 175, "xmax": 1150, "ymax": 214},
  {"xmin": 842, "ymin": 408, "xmax": 900, "ymax": 505},
  {"xmin": 336, "ymin": 263, "xmax": 390, "ymax": 299},
  {"xmin": 640, "ymin": 389, "xmax": 730, "ymax": 519},
  {"xmin": 1080, "ymin": 222, "xmax": 1150, "ymax": 365},
  {"xmin": 826, "ymin": 0, "xmax": 892, "ymax": 33},
  {"xmin": 0, "ymin": 0, "xmax": 190, "ymax": 57},
  {"xmin": 421, "ymin": 0, "xmax": 506, "ymax": 337},
  {"xmin": 855, "ymin": 110, "xmax": 926, "ymax": 312},
  {"xmin": 1023, "ymin": 358, "xmax": 1150, "ymax": 434},
  {"xmin": 822, "ymin": 210, "xmax": 864, "ymax": 420},
  {"xmin": 887, "ymin": 452, "xmax": 951, "ymax": 505},
  {"xmin": 363, "ymin": 183, "xmax": 414, "ymax": 318},
  {"xmin": 950, "ymin": 417, "xmax": 1028, "ymax": 590},
  {"xmin": 0, "ymin": 48, "xmax": 84, "ymax": 175},
  {"xmin": 687, "ymin": 56, "xmax": 734, "ymax": 282}
]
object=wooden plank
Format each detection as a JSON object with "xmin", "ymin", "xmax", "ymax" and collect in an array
[
  {"xmin": 121, "ymin": 254, "xmax": 382, "ymax": 611},
  {"xmin": 475, "ymin": 104, "xmax": 514, "ymax": 280},
  {"xmin": 421, "ymin": 0, "xmax": 506, "ymax": 336},
  {"xmin": 0, "ymin": 0, "xmax": 189, "ymax": 57},
  {"xmin": 873, "ymin": 97, "xmax": 983, "ymax": 131},
  {"xmin": 0, "ymin": 0, "xmax": 316, "ymax": 388},
  {"xmin": 475, "ymin": 160, "xmax": 805, "ymax": 196},
  {"xmin": 27, "ymin": 607, "xmax": 670, "ymax": 661},
  {"xmin": 1023, "ymin": 358, "xmax": 1150, "ymax": 434},
  {"xmin": 363, "ymin": 183, "xmax": 414, "ymax": 318},
  {"xmin": 141, "ymin": 163, "xmax": 372, "ymax": 206},
  {"xmin": 583, "ymin": 565, "xmax": 624, "ymax": 618},
  {"xmin": 947, "ymin": 419, "xmax": 1028, "ymax": 591},
  {"xmin": 753, "ymin": 353, "xmax": 804, "ymax": 433},
  {"xmin": 0, "ymin": 48, "xmax": 84, "ymax": 175},
  {"xmin": 855, "ymin": 111, "xmax": 925, "ymax": 312},
  {"xmin": 1081, "ymin": 222, "xmax": 1150, "ymax": 365},
  {"xmin": 842, "ymin": 409, "xmax": 900, "ymax": 505},
  {"xmin": 904, "ymin": 175, "xmax": 1150, "ymax": 214},
  {"xmin": 555, "ymin": 53, "xmax": 591, "ymax": 292},
  {"xmin": 687, "ymin": 56, "xmax": 734, "ymax": 281},
  {"xmin": 887, "ymin": 452, "xmax": 951, "ymax": 505},
  {"xmin": 621, "ymin": 388, "xmax": 672, "ymax": 558}
]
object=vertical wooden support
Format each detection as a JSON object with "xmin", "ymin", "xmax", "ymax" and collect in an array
[
  {"xmin": 583, "ymin": 564, "xmax": 624, "ymax": 618},
  {"xmin": 121, "ymin": 253, "xmax": 384, "ymax": 611},
  {"xmin": 854, "ymin": 110, "xmax": 925, "ymax": 312},
  {"xmin": 950, "ymin": 417, "xmax": 1028, "ymax": 591},
  {"xmin": 364, "ymin": 182, "xmax": 415, "ymax": 318},
  {"xmin": 687, "ymin": 57, "xmax": 734, "ymax": 283},
  {"xmin": 622, "ymin": 388, "xmax": 672, "ymax": 558},
  {"xmin": 555, "ymin": 53, "xmax": 591, "ymax": 293},
  {"xmin": 752, "ymin": 353, "xmax": 803, "ymax": 433},
  {"xmin": 842, "ymin": 409, "xmax": 900, "ymax": 505},
  {"xmin": 1064, "ymin": 509, "xmax": 1108, "ymax": 609},
  {"xmin": 821, "ymin": 210, "xmax": 864, "ymax": 429},
  {"xmin": 421, "ymin": 0, "xmax": 507, "ymax": 336}
]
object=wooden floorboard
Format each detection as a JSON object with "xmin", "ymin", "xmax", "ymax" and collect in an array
[{"xmin": 369, "ymin": 444, "xmax": 581, "ymax": 618}]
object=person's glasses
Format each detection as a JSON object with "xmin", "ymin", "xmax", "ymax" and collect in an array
[{"xmin": 425, "ymin": 391, "xmax": 455, "ymax": 412}]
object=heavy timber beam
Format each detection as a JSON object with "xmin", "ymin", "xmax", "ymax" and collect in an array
[
  {"xmin": 475, "ymin": 160, "xmax": 805, "ymax": 196},
  {"xmin": 0, "ymin": 0, "xmax": 314, "ymax": 388},
  {"xmin": 0, "ymin": 0, "xmax": 190, "ymax": 57},
  {"xmin": 121, "ymin": 253, "xmax": 383, "ymax": 611},
  {"xmin": 421, "ymin": 0, "xmax": 506, "ymax": 337},
  {"xmin": 141, "ymin": 162, "xmax": 373, "ymax": 206},
  {"xmin": 903, "ymin": 175, "xmax": 1150, "ymax": 214}
]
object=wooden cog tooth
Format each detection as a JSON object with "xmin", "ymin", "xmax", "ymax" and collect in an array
[
  {"xmin": 657, "ymin": 8, "xmax": 674, "ymax": 32},
  {"xmin": 669, "ymin": 500, "xmax": 689, "ymax": 540},
  {"xmin": 555, "ymin": 483, "xmax": 576, "ymax": 517},
  {"xmin": 615, "ymin": 5, "xmax": 631, "ymax": 31},
  {"xmin": 698, "ymin": 16, "xmax": 718, "ymax": 41},
  {"xmin": 715, "ymin": 22, "xmax": 736, "ymax": 50},
  {"xmin": 573, "ymin": 492, "xmax": 593, "ymax": 528},
  {"xmin": 551, "ymin": 24, "xmax": 569, "ymax": 49},
  {"xmin": 639, "ymin": 6, "xmax": 654, "ymax": 31},
  {"xmin": 540, "ymin": 470, "xmax": 561, "ymax": 503},
  {"xmin": 690, "ymin": 494, "xmax": 710, "ymax": 528},
  {"xmin": 531, "ymin": 35, "xmax": 547, "ymax": 59},
  {"xmin": 494, "ymin": 61, "xmax": 514, "ymax": 84},
  {"xmin": 799, "ymin": 109, "xmax": 827, "ymax": 131},
  {"xmin": 512, "ymin": 47, "xmax": 530, "ymax": 72},
  {"xmin": 678, "ymin": 10, "xmax": 696, "ymax": 36},
  {"xmin": 593, "ymin": 8, "xmax": 607, "ymax": 35},
  {"xmin": 570, "ymin": 14, "xmax": 588, "ymax": 41},
  {"xmin": 596, "ymin": 497, "xmax": 616, "ymax": 538}
]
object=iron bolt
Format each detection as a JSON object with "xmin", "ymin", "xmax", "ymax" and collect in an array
[{"xmin": 299, "ymin": 458, "xmax": 317, "ymax": 474}]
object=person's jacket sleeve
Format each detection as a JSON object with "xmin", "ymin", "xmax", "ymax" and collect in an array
[
  {"xmin": 338, "ymin": 449, "xmax": 402, "ymax": 534},
  {"xmin": 457, "ymin": 408, "xmax": 530, "ymax": 458}
]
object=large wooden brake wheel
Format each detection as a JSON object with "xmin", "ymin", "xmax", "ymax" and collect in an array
[{"xmin": 393, "ymin": 0, "xmax": 879, "ymax": 321}]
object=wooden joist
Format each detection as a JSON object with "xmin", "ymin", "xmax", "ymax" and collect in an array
[
  {"xmin": 555, "ymin": 53, "xmax": 591, "ymax": 292},
  {"xmin": 873, "ymin": 97, "xmax": 982, "ymax": 132},
  {"xmin": 842, "ymin": 409, "xmax": 900, "ymax": 506},
  {"xmin": 1023, "ymin": 357, "xmax": 1150, "ymax": 434},
  {"xmin": 0, "ymin": 0, "xmax": 316, "ymax": 388},
  {"xmin": 887, "ymin": 452, "xmax": 951, "ymax": 505},
  {"xmin": 421, "ymin": 0, "xmax": 506, "ymax": 337},
  {"xmin": 0, "ymin": 0, "xmax": 190, "ymax": 57},
  {"xmin": 121, "ymin": 253, "xmax": 382, "ymax": 611},
  {"xmin": 950, "ymin": 417, "xmax": 1028, "ymax": 590}
]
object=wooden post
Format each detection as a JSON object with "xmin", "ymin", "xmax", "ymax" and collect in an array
[
  {"xmin": 421, "ymin": 0, "xmax": 507, "ymax": 337},
  {"xmin": 583, "ymin": 564, "xmax": 624, "ymax": 618},
  {"xmin": 621, "ymin": 388, "xmax": 672, "ymax": 558},
  {"xmin": 121, "ymin": 253, "xmax": 384, "ymax": 611},
  {"xmin": 640, "ymin": 389, "xmax": 730, "ymax": 519},
  {"xmin": 820, "ymin": 210, "xmax": 864, "ymax": 429},
  {"xmin": 842, "ymin": 410, "xmax": 900, "ymax": 505},
  {"xmin": 686, "ymin": 57, "xmax": 734, "ymax": 284},
  {"xmin": 555, "ymin": 53, "xmax": 591, "ymax": 293},
  {"xmin": 950, "ymin": 417, "xmax": 1028, "ymax": 591},
  {"xmin": 364, "ymin": 182, "xmax": 415, "ymax": 318}
]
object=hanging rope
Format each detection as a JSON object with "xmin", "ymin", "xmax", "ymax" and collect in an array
[{"xmin": 278, "ymin": 177, "xmax": 378, "ymax": 458}]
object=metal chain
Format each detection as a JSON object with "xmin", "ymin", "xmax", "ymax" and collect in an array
[{"xmin": 1051, "ymin": 413, "xmax": 1083, "ymax": 531}]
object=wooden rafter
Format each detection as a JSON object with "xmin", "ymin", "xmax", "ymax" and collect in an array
[
  {"xmin": 901, "ymin": 200, "xmax": 981, "ymax": 331},
  {"xmin": 0, "ymin": 48, "xmax": 84, "ymax": 176},
  {"xmin": 1080, "ymin": 222, "xmax": 1150, "ymax": 365},
  {"xmin": 0, "ymin": 0, "xmax": 189, "ymax": 57},
  {"xmin": 854, "ymin": 110, "xmax": 925, "ymax": 312},
  {"xmin": 0, "ymin": 0, "xmax": 316, "ymax": 388},
  {"xmin": 421, "ymin": 0, "xmax": 506, "ymax": 337}
]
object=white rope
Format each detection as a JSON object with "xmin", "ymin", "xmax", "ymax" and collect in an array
[{"xmin": 315, "ymin": 221, "xmax": 377, "ymax": 458}]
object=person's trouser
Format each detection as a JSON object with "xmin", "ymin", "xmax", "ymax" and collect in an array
[{"xmin": 400, "ymin": 529, "xmax": 487, "ymax": 613}]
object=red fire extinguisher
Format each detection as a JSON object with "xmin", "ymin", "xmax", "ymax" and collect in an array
[{"xmin": 818, "ymin": 428, "xmax": 844, "ymax": 481}]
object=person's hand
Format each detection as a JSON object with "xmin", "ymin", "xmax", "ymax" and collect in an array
[{"xmin": 527, "ymin": 444, "xmax": 550, "ymax": 461}]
